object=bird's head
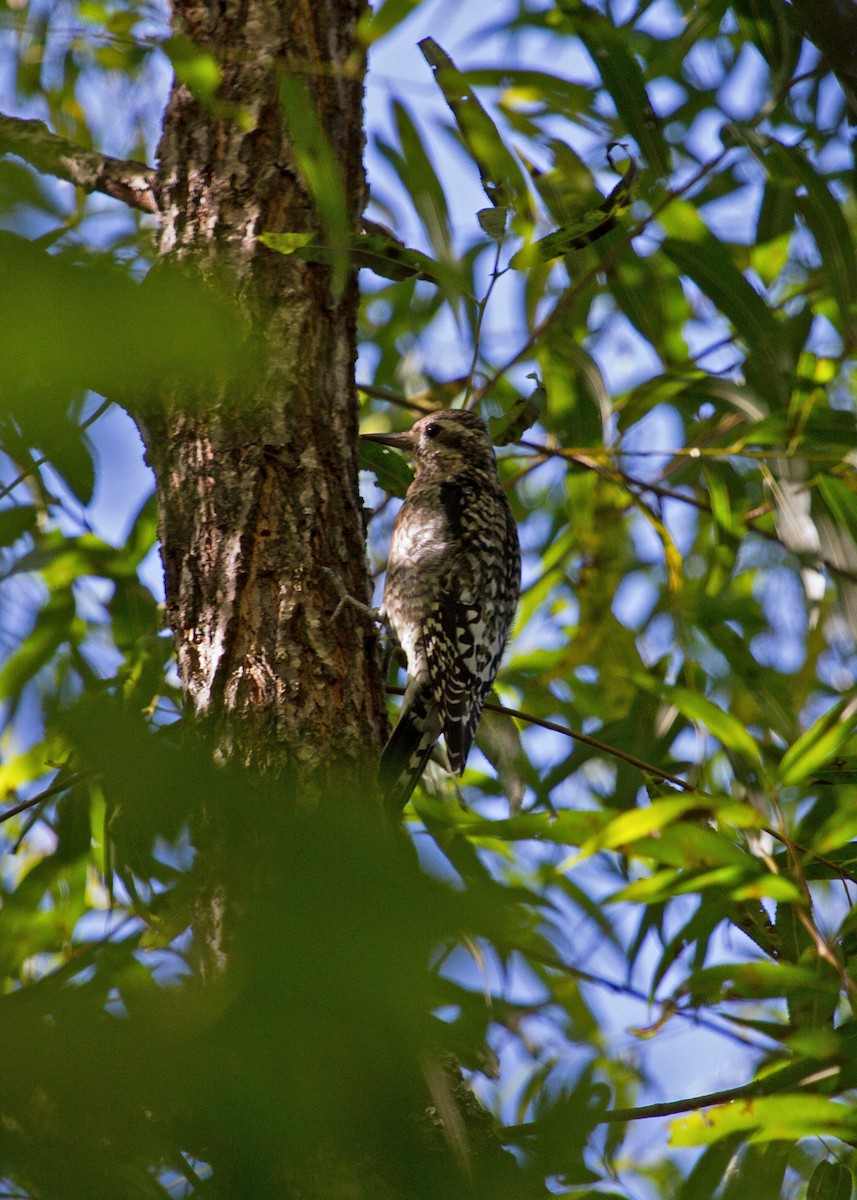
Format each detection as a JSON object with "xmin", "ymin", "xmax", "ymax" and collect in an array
[{"xmin": 362, "ymin": 409, "xmax": 497, "ymax": 478}]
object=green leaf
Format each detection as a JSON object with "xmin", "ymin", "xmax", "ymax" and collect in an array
[
  {"xmin": 162, "ymin": 36, "xmax": 222, "ymax": 104},
  {"xmin": 280, "ymin": 77, "xmax": 351, "ymax": 298},
  {"xmin": 779, "ymin": 696, "xmax": 857, "ymax": 786},
  {"xmin": 477, "ymin": 206, "xmax": 508, "ymax": 240},
  {"xmin": 262, "ymin": 227, "xmax": 445, "ymax": 285},
  {"xmin": 487, "ymin": 381, "xmax": 544, "ymax": 445},
  {"xmin": 634, "ymin": 676, "xmax": 763, "ymax": 767},
  {"xmin": 258, "ymin": 232, "xmax": 315, "ymax": 255},
  {"xmin": 671, "ymin": 1094, "xmax": 857, "ymax": 1147},
  {"xmin": 0, "ymin": 591, "xmax": 77, "ymax": 705},
  {"xmin": 388, "ymin": 101, "xmax": 454, "ymax": 264},
  {"xmin": 358, "ymin": 438, "xmax": 413, "ymax": 498},
  {"xmin": 574, "ymin": 16, "xmax": 670, "ymax": 177},
  {"xmin": 577, "ymin": 794, "xmax": 718, "ymax": 857},
  {"xmin": 661, "ymin": 236, "xmax": 791, "ymax": 406},
  {"xmin": 0, "ymin": 234, "xmax": 243, "ymax": 401},
  {"xmin": 538, "ymin": 328, "xmax": 609, "ymax": 447},
  {"xmin": 719, "ymin": 1141, "xmax": 790, "ymax": 1200},
  {"xmin": 807, "ymin": 1161, "xmax": 853, "ymax": 1200},
  {"xmin": 0, "ymin": 505, "xmax": 38, "ymax": 547},
  {"xmin": 683, "ymin": 960, "xmax": 839, "ymax": 1004},
  {"xmin": 418, "ymin": 38, "xmax": 531, "ymax": 213},
  {"xmin": 608, "ymin": 253, "xmax": 689, "ymax": 364},
  {"xmin": 732, "ymin": 0, "xmax": 798, "ymax": 73},
  {"xmin": 816, "ymin": 474, "xmax": 857, "ymax": 544},
  {"xmin": 357, "ymin": 0, "xmax": 422, "ymax": 45},
  {"xmin": 676, "ymin": 1134, "xmax": 744, "ymax": 1200},
  {"xmin": 765, "ymin": 139, "xmax": 857, "ymax": 339}
]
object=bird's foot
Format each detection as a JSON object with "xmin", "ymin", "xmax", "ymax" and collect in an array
[{"xmin": 322, "ymin": 568, "xmax": 384, "ymax": 626}]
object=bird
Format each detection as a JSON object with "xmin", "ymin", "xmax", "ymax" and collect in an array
[{"xmin": 362, "ymin": 408, "xmax": 521, "ymax": 816}]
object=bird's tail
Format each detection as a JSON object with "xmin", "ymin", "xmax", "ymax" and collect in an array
[{"xmin": 379, "ymin": 679, "xmax": 441, "ymax": 818}]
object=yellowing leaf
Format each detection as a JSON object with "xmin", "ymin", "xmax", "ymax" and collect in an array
[{"xmin": 671, "ymin": 1094, "xmax": 857, "ymax": 1147}]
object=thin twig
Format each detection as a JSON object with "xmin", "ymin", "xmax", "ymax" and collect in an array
[
  {"xmin": 464, "ymin": 237, "xmax": 507, "ymax": 408},
  {"xmin": 485, "ymin": 698, "xmax": 693, "ymax": 791},
  {"xmin": 386, "ymin": 685, "xmax": 690, "ymax": 790},
  {"xmin": 0, "ymin": 773, "xmax": 85, "ymax": 824}
]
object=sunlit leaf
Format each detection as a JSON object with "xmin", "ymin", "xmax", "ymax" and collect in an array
[
  {"xmin": 671, "ymin": 1094, "xmax": 857, "ymax": 1146},
  {"xmin": 779, "ymin": 696, "xmax": 857, "ymax": 786},
  {"xmin": 634, "ymin": 676, "xmax": 763, "ymax": 767}
]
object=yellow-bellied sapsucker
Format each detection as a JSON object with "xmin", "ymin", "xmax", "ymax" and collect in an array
[{"xmin": 363, "ymin": 409, "xmax": 520, "ymax": 815}]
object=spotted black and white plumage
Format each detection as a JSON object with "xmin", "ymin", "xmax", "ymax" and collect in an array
[{"xmin": 363, "ymin": 409, "xmax": 520, "ymax": 815}]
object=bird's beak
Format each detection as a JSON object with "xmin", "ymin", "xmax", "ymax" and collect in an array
[{"xmin": 360, "ymin": 430, "xmax": 415, "ymax": 453}]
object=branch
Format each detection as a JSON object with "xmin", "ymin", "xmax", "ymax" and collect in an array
[
  {"xmin": 483, "ymin": 698, "xmax": 693, "ymax": 792},
  {"xmin": 597, "ymin": 1062, "xmax": 842, "ymax": 1124},
  {"xmin": 0, "ymin": 112, "xmax": 158, "ymax": 214},
  {"xmin": 0, "ymin": 772, "xmax": 86, "ymax": 824},
  {"xmin": 386, "ymin": 685, "xmax": 692, "ymax": 791}
]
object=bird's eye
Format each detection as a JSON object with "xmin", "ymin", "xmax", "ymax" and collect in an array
[{"xmin": 425, "ymin": 422, "xmax": 441, "ymax": 439}]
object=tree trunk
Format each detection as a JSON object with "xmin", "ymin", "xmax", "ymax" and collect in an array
[{"xmin": 142, "ymin": 0, "xmax": 386, "ymax": 785}]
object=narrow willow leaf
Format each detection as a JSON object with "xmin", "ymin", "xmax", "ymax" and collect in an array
[
  {"xmin": 807, "ymin": 1161, "xmax": 853, "ymax": 1200},
  {"xmin": 0, "ymin": 593, "xmax": 76, "ymax": 705},
  {"xmin": 816, "ymin": 474, "xmax": 857, "ymax": 544},
  {"xmin": 357, "ymin": 0, "xmax": 422, "ymax": 45},
  {"xmin": 390, "ymin": 101, "xmax": 454, "ymax": 263},
  {"xmin": 683, "ymin": 960, "xmax": 838, "ymax": 1004},
  {"xmin": 260, "ymin": 228, "xmax": 443, "ymax": 284},
  {"xmin": 575, "ymin": 17, "xmax": 670, "ymax": 176},
  {"xmin": 634, "ymin": 676, "xmax": 763, "ymax": 766},
  {"xmin": 733, "ymin": 0, "xmax": 798, "ymax": 74},
  {"xmin": 488, "ymin": 381, "xmax": 544, "ymax": 445},
  {"xmin": 418, "ymin": 37, "xmax": 530, "ymax": 213},
  {"xmin": 766, "ymin": 138, "xmax": 857, "ymax": 339},
  {"xmin": 661, "ymin": 236, "xmax": 790, "ymax": 407},
  {"xmin": 578, "ymin": 794, "xmax": 711, "ymax": 857},
  {"xmin": 779, "ymin": 696, "xmax": 857, "ymax": 786}
]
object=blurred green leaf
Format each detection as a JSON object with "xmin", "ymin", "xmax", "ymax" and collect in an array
[
  {"xmin": 779, "ymin": 697, "xmax": 857, "ymax": 786},
  {"xmin": 765, "ymin": 138, "xmax": 857, "ymax": 339},
  {"xmin": 718, "ymin": 1141, "xmax": 790, "ymax": 1200},
  {"xmin": 671, "ymin": 1094, "xmax": 857, "ymax": 1146},
  {"xmin": 358, "ymin": 0, "xmax": 422, "ymax": 44},
  {"xmin": 0, "ymin": 504, "xmax": 38, "ymax": 547},
  {"xmin": 162, "ymin": 35, "xmax": 222, "ymax": 104},
  {"xmin": 0, "ymin": 234, "xmax": 244, "ymax": 403},
  {"xmin": 280, "ymin": 77, "xmax": 351, "ymax": 298},
  {"xmin": 807, "ymin": 1161, "xmax": 853, "ymax": 1200}
]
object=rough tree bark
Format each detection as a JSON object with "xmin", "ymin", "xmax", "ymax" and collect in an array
[{"xmin": 140, "ymin": 0, "xmax": 387, "ymax": 784}]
